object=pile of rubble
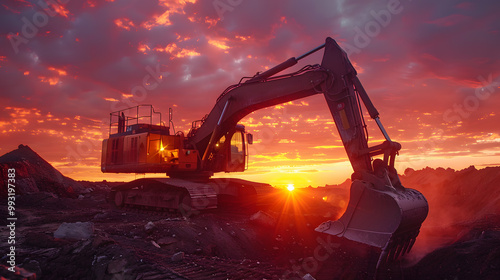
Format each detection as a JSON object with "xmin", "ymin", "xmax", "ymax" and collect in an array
[
  {"xmin": 0, "ymin": 144, "xmax": 86, "ymax": 197},
  {"xmin": 406, "ymin": 214, "xmax": 500, "ymax": 280},
  {"xmin": 400, "ymin": 165, "xmax": 500, "ymax": 259}
]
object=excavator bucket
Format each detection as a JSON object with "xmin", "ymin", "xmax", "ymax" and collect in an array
[{"xmin": 316, "ymin": 180, "xmax": 428, "ymax": 267}]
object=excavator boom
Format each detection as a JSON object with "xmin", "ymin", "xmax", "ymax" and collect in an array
[{"xmin": 189, "ymin": 37, "xmax": 428, "ymax": 268}]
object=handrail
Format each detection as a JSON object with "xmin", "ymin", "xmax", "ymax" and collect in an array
[{"xmin": 108, "ymin": 105, "xmax": 167, "ymax": 135}]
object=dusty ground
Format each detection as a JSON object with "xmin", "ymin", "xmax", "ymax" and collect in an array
[
  {"xmin": 0, "ymin": 184, "xmax": 359, "ymax": 280},
  {"xmin": 2, "ymin": 182, "xmax": 500, "ymax": 280}
]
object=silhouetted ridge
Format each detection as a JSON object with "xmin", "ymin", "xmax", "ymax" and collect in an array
[{"xmin": 0, "ymin": 144, "xmax": 85, "ymax": 197}]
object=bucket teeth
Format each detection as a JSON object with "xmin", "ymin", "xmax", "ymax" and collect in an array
[
  {"xmin": 376, "ymin": 229, "xmax": 421, "ymax": 271},
  {"xmin": 407, "ymin": 237, "xmax": 417, "ymax": 254},
  {"xmin": 401, "ymin": 237, "xmax": 411, "ymax": 256},
  {"xmin": 393, "ymin": 241, "xmax": 404, "ymax": 260},
  {"xmin": 386, "ymin": 242, "xmax": 396, "ymax": 262}
]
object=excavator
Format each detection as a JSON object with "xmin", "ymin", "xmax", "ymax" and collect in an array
[{"xmin": 101, "ymin": 37, "xmax": 428, "ymax": 274}]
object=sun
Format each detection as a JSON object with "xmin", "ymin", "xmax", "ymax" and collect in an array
[{"xmin": 287, "ymin": 183, "xmax": 295, "ymax": 192}]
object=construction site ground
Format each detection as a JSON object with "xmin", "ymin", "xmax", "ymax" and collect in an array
[
  {"xmin": 2, "ymin": 181, "xmax": 500, "ymax": 280},
  {"xmin": 1, "ymin": 184, "xmax": 376, "ymax": 279}
]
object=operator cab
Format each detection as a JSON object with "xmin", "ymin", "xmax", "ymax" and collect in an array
[{"xmin": 212, "ymin": 124, "xmax": 251, "ymax": 173}]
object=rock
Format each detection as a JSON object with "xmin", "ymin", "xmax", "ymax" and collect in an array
[
  {"xmin": 21, "ymin": 260, "xmax": 42, "ymax": 279},
  {"xmin": 303, "ymin": 273, "xmax": 316, "ymax": 280},
  {"xmin": 92, "ymin": 256, "xmax": 108, "ymax": 280},
  {"xmin": 151, "ymin": 240, "xmax": 161, "ymax": 248},
  {"xmin": 249, "ymin": 211, "xmax": 277, "ymax": 228},
  {"xmin": 54, "ymin": 222, "xmax": 94, "ymax": 240},
  {"xmin": 83, "ymin": 187, "xmax": 94, "ymax": 193},
  {"xmin": 72, "ymin": 240, "xmax": 92, "ymax": 253},
  {"xmin": 171, "ymin": 252, "xmax": 185, "ymax": 262},
  {"xmin": 144, "ymin": 221, "xmax": 155, "ymax": 232},
  {"xmin": 157, "ymin": 237, "xmax": 178, "ymax": 246},
  {"xmin": 107, "ymin": 258, "xmax": 127, "ymax": 274}
]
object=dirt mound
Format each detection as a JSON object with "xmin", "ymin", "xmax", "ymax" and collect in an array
[
  {"xmin": 0, "ymin": 144, "xmax": 86, "ymax": 198},
  {"xmin": 401, "ymin": 166, "xmax": 500, "ymax": 261},
  {"xmin": 402, "ymin": 166, "xmax": 500, "ymax": 221},
  {"xmin": 405, "ymin": 214, "xmax": 500, "ymax": 280}
]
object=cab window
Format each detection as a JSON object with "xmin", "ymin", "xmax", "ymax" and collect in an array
[{"xmin": 230, "ymin": 132, "xmax": 244, "ymax": 167}]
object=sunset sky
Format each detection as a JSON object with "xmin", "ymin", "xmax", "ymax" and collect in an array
[{"xmin": 1, "ymin": 0, "xmax": 499, "ymax": 187}]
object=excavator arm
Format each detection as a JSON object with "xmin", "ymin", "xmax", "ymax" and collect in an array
[
  {"xmin": 188, "ymin": 37, "xmax": 428, "ymax": 270},
  {"xmin": 191, "ymin": 38, "xmax": 401, "ymax": 178}
]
